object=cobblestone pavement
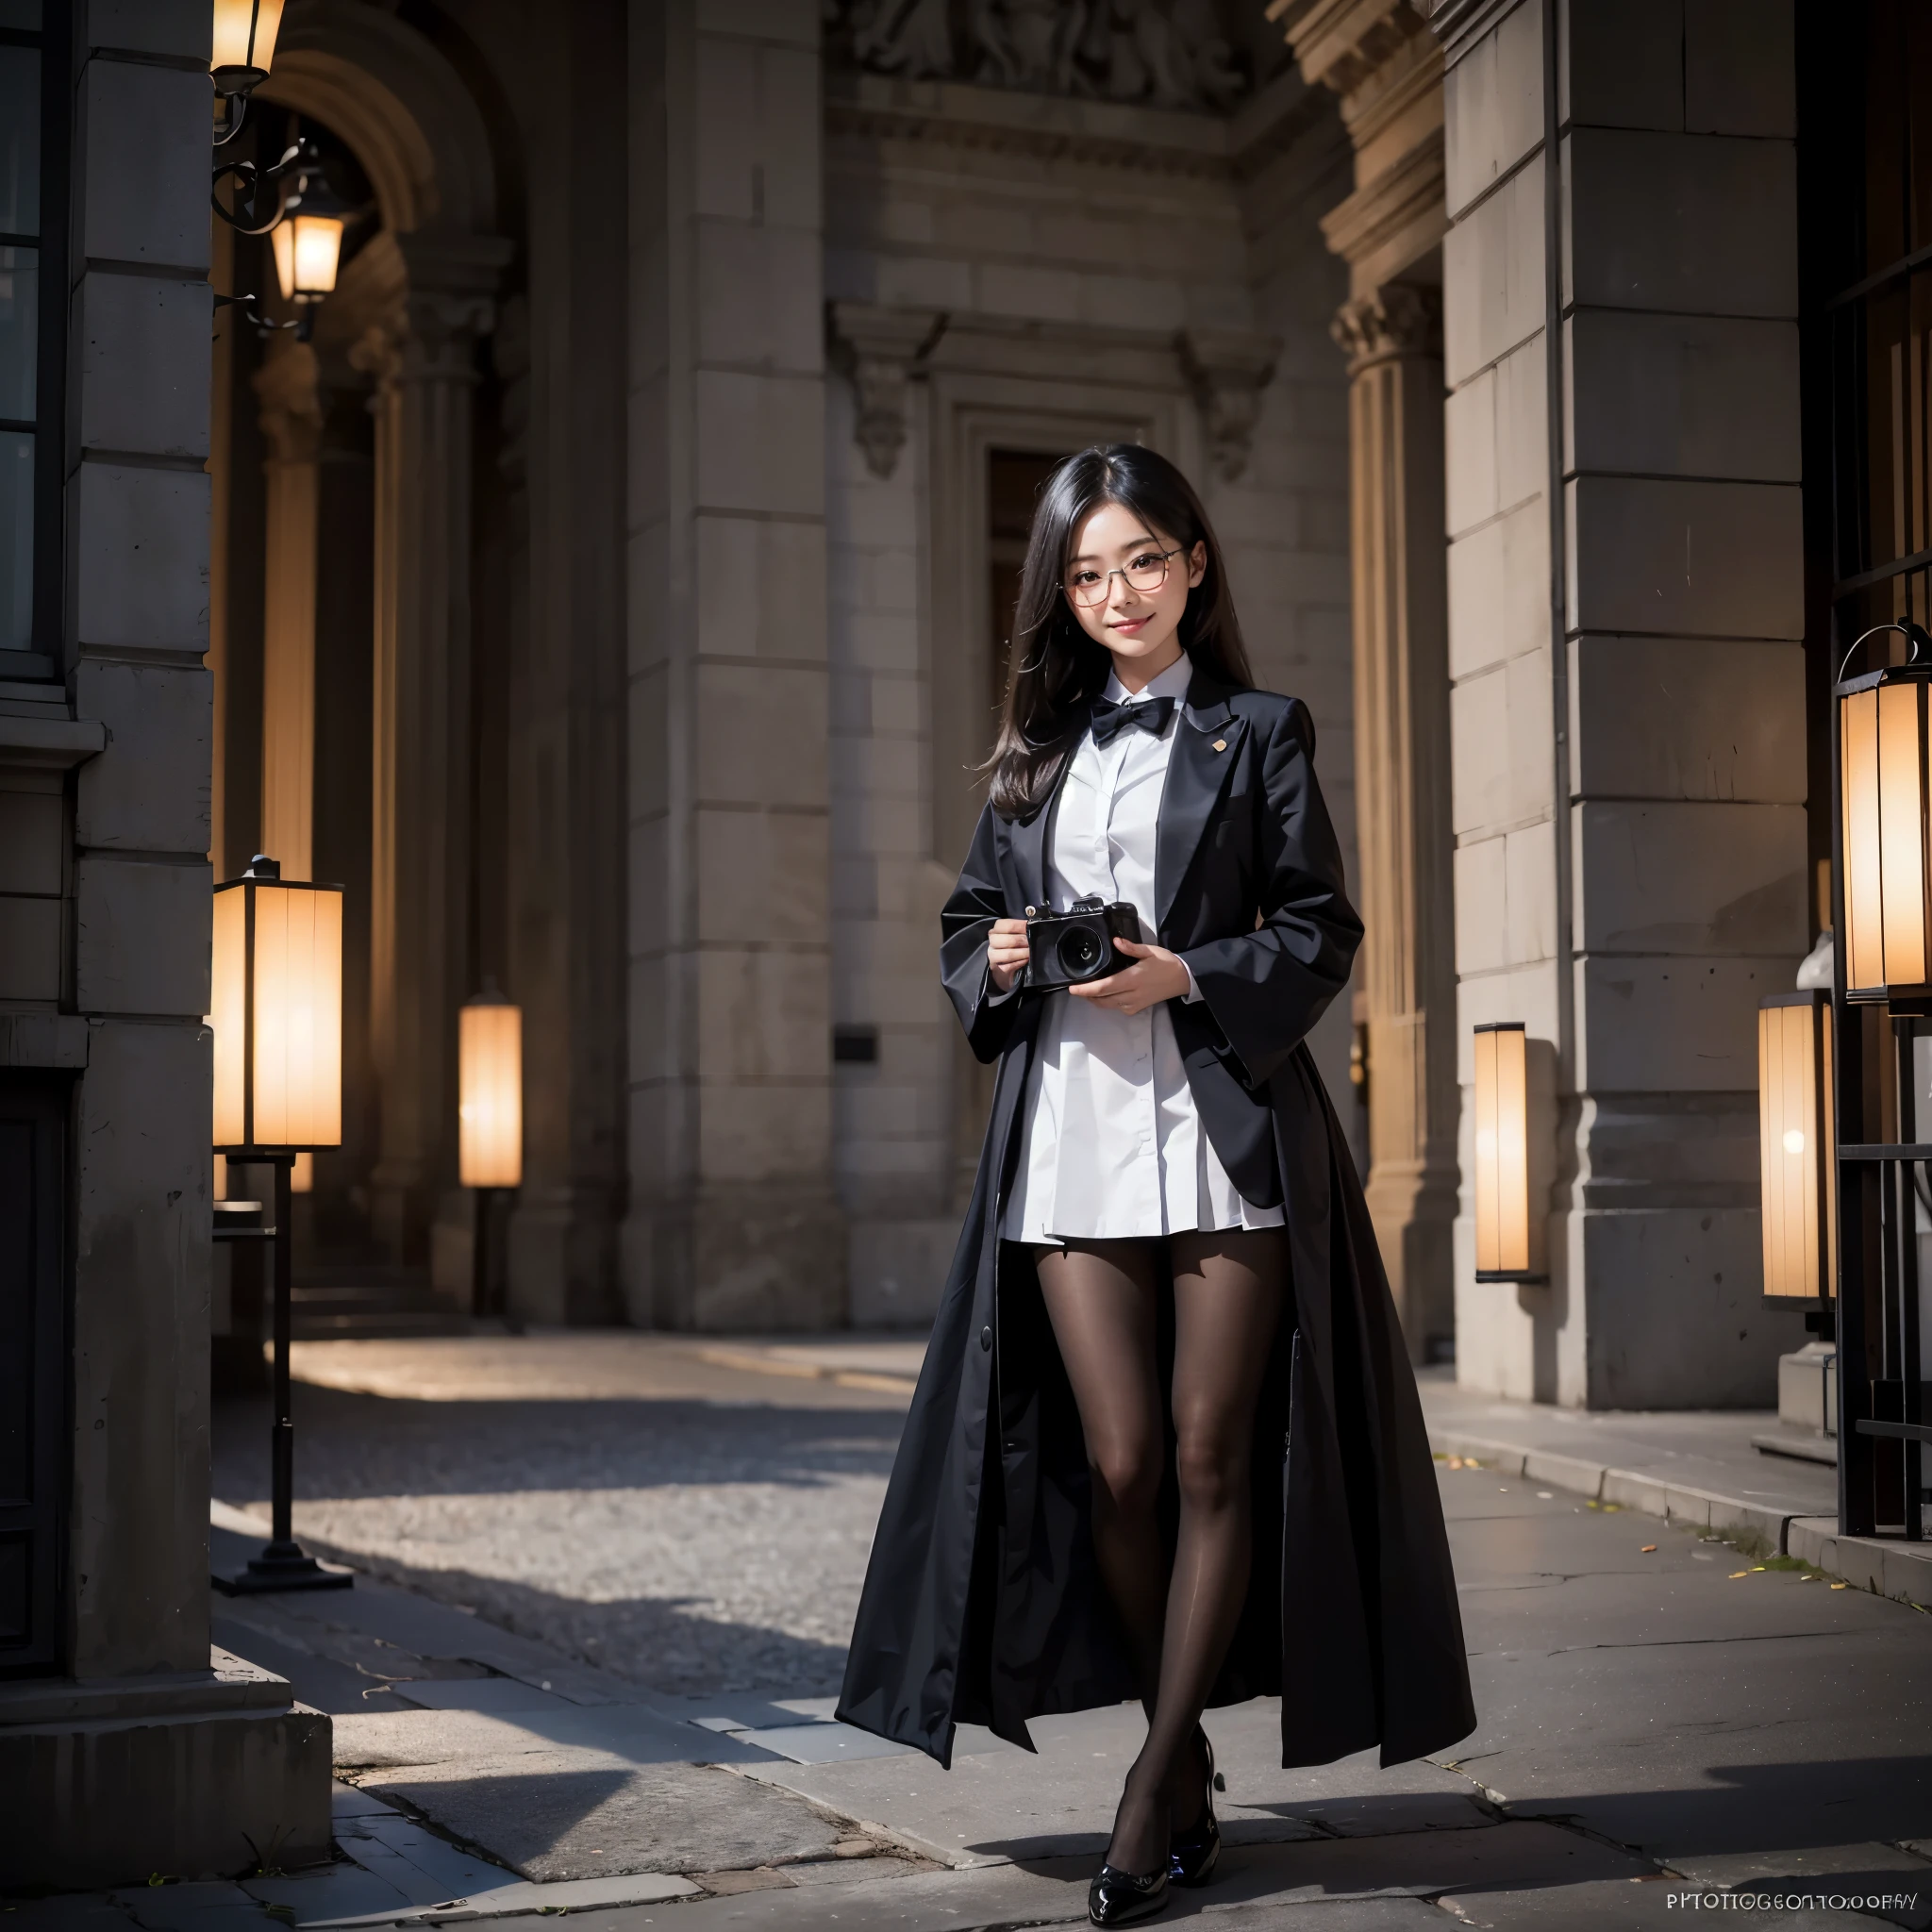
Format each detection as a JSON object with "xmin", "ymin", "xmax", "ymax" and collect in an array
[{"xmin": 210, "ymin": 1334, "xmax": 918, "ymax": 1697}]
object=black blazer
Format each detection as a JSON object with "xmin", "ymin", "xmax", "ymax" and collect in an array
[
  {"xmin": 941, "ymin": 670, "xmax": 1363, "ymax": 1204},
  {"xmin": 838, "ymin": 667, "xmax": 1476, "ymax": 1776}
]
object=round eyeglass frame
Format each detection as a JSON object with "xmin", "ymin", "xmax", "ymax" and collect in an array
[{"xmin": 1063, "ymin": 545, "xmax": 1186, "ymax": 608}]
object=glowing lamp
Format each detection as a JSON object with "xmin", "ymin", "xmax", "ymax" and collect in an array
[
  {"xmin": 1757, "ymin": 991, "xmax": 1836, "ymax": 1303},
  {"xmin": 271, "ymin": 170, "xmax": 348, "ymax": 305},
  {"xmin": 1839, "ymin": 622, "xmax": 1932, "ymax": 1007},
  {"xmin": 1473, "ymin": 1022, "xmax": 1543, "ymax": 1282},
  {"xmin": 458, "ymin": 989, "xmax": 523, "ymax": 1190},
  {"xmin": 211, "ymin": 856, "xmax": 343, "ymax": 1154},
  {"xmin": 210, "ymin": 0, "xmax": 287, "ymax": 96}
]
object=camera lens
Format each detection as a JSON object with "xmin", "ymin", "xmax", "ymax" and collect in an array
[{"xmin": 1058, "ymin": 925, "xmax": 1104, "ymax": 979}]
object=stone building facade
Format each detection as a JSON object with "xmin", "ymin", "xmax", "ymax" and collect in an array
[{"xmin": 198, "ymin": 0, "xmax": 1843, "ymax": 1398}]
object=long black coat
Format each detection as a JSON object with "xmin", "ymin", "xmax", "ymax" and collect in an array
[{"xmin": 837, "ymin": 672, "xmax": 1475, "ymax": 1771}]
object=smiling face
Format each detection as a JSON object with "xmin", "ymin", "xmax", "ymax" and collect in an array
[{"xmin": 1062, "ymin": 499, "xmax": 1208, "ymax": 691}]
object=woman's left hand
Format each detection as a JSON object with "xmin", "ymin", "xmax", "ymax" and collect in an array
[{"xmin": 1068, "ymin": 938, "xmax": 1192, "ymax": 1016}]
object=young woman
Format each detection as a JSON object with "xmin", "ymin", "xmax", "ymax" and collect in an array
[{"xmin": 838, "ymin": 445, "xmax": 1474, "ymax": 1925}]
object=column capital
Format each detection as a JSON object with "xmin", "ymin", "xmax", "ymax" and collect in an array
[
  {"xmin": 1331, "ymin": 283, "xmax": 1442, "ymax": 374},
  {"xmin": 828, "ymin": 301, "xmax": 945, "ymax": 479},
  {"xmin": 253, "ymin": 337, "xmax": 325, "ymax": 465},
  {"xmin": 1178, "ymin": 328, "xmax": 1282, "ymax": 484}
]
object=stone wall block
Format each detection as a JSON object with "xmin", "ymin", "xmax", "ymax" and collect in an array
[
  {"xmin": 694, "ymin": 34, "xmax": 820, "ymax": 231},
  {"xmin": 696, "ymin": 513, "xmax": 828, "ymax": 661},
  {"xmin": 1566, "ymin": 476, "xmax": 1803, "ymax": 640},
  {"xmin": 1450, "ymin": 647, "xmax": 1553, "ymax": 837},
  {"xmin": 1442, "ymin": 158, "xmax": 1544, "ymax": 389},
  {"xmin": 73, "ymin": 662, "xmax": 211, "ymax": 853},
  {"xmin": 695, "ymin": 663, "xmax": 829, "ymax": 808},
  {"xmin": 1455, "ymin": 958, "xmax": 1564, "ymax": 1082},
  {"xmin": 697, "ymin": 947, "xmax": 830, "ymax": 1083},
  {"xmin": 74, "ymin": 858, "xmax": 208, "ymax": 1016},
  {"xmin": 1565, "ymin": 311, "xmax": 1799, "ymax": 481},
  {"xmin": 1684, "ymin": 0, "xmax": 1795, "ymax": 139},
  {"xmin": 1568, "ymin": 636, "xmax": 1806, "ymax": 802},
  {"xmin": 71, "ymin": 462, "xmax": 209, "ymax": 650},
  {"xmin": 1573, "ymin": 799, "xmax": 1807, "ymax": 955},
  {"xmin": 75, "ymin": 274, "xmax": 210, "ymax": 459},
  {"xmin": 1574, "ymin": 954, "xmax": 1791, "ymax": 1091},
  {"xmin": 697, "ymin": 222, "xmax": 824, "ymax": 374},
  {"xmin": 1453, "ymin": 837, "xmax": 1508, "ymax": 975},
  {"xmin": 69, "ymin": 1016, "xmax": 211, "ymax": 1674},
  {"xmin": 696, "ymin": 808, "xmax": 828, "ymax": 945},
  {"xmin": 1563, "ymin": 129, "xmax": 1797, "ymax": 318},
  {"xmin": 1444, "ymin": 0, "xmax": 1543, "ymax": 221},
  {"xmin": 693, "ymin": 372, "xmax": 824, "ymax": 516},
  {"xmin": 626, "ymin": 663, "xmax": 670, "ymax": 818},
  {"xmin": 1576, "ymin": 1209, "xmax": 1803, "ymax": 1406},
  {"xmin": 1446, "ymin": 495, "xmax": 1549, "ymax": 679},
  {"xmin": 89, "ymin": 0, "xmax": 210, "ymax": 58},
  {"xmin": 1446, "ymin": 333, "xmax": 1546, "ymax": 538},
  {"xmin": 0, "ymin": 898, "xmax": 60, "ymax": 1000},
  {"xmin": 0, "ymin": 791, "xmax": 61, "ymax": 895},
  {"xmin": 1561, "ymin": 0, "xmax": 1684, "ymax": 132},
  {"xmin": 80, "ymin": 61, "xmax": 208, "ymax": 270},
  {"xmin": 1506, "ymin": 824, "xmax": 1558, "ymax": 965},
  {"xmin": 701, "ymin": 1082, "xmax": 834, "ymax": 1184},
  {"xmin": 701, "ymin": 0, "xmax": 819, "ymax": 47}
]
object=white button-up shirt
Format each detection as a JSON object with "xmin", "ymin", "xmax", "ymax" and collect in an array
[{"xmin": 1002, "ymin": 656, "xmax": 1285, "ymax": 1244}]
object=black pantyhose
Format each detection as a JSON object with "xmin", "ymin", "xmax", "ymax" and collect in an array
[{"xmin": 1035, "ymin": 1228, "xmax": 1286, "ymax": 1878}]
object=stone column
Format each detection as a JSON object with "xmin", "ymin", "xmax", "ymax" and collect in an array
[
  {"xmin": 254, "ymin": 338, "xmax": 325, "ymax": 882},
  {"xmin": 627, "ymin": 0, "xmax": 844, "ymax": 1329},
  {"xmin": 1428, "ymin": 0, "xmax": 1808, "ymax": 1405},
  {"xmin": 1332, "ymin": 284, "xmax": 1457, "ymax": 1362},
  {"xmin": 353, "ymin": 282, "xmax": 491, "ymax": 1267},
  {"xmin": 1276, "ymin": 0, "xmax": 1455, "ymax": 1361}
]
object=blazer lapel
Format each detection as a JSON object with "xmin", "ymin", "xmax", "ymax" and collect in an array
[{"xmin": 1155, "ymin": 675, "xmax": 1245, "ymax": 935}]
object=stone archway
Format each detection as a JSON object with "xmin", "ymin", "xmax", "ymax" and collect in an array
[{"xmin": 251, "ymin": 2, "xmax": 513, "ymax": 1273}]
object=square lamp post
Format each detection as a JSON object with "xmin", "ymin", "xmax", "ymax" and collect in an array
[
  {"xmin": 210, "ymin": 855, "xmax": 351, "ymax": 1592},
  {"xmin": 458, "ymin": 985, "xmax": 522, "ymax": 1318}
]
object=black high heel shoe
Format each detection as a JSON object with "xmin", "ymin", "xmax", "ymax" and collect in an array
[
  {"xmin": 1168, "ymin": 1725, "xmax": 1223, "ymax": 1889},
  {"xmin": 1089, "ymin": 1859, "xmax": 1169, "ymax": 1926}
]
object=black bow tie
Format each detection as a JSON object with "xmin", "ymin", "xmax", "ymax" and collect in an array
[{"xmin": 1090, "ymin": 694, "xmax": 1176, "ymax": 747}]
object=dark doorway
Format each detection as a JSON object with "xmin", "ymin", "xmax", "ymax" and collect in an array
[{"xmin": 986, "ymin": 448, "xmax": 1065, "ymax": 718}]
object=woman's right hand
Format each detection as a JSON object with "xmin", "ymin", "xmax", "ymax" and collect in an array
[{"xmin": 987, "ymin": 917, "xmax": 1031, "ymax": 994}]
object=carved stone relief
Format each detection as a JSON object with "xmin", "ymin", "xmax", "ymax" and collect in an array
[
  {"xmin": 1179, "ymin": 328, "xmax": 1281, "ymax": 482},
  {"xmin": 828, "ymin": 302, "xmax": 947, "ymax": 479},
  {"xmin": 829, "ymin": 0, "xmax": 1252, "ymax": 111}
]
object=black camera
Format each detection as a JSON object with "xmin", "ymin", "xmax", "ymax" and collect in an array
[{"xmin": 1025, "ymin": 896, "xmax": 1141, "ymax": 990}]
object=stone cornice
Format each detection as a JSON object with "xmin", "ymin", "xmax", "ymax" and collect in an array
[
  {"xmin": 1416, "ymin": 0, "xmax": 1529, "ymax": 69},
  {"xmin": 1319, "ymin": 125, "xmax": 1446, "ymax": 268},
  {"xmin": 1267, "ymin": 0, "xmax": 1430, "ymax": 105},
  {"xmin": 824, "ymin": 66, "xmax": 1336, "ymax": 185}
]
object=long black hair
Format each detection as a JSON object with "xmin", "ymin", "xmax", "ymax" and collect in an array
[{"xmin": 985, "ymin": 443, "xmax": 1252, "ymax": 819}]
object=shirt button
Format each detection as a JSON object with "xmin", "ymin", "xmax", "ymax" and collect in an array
[{"xmin": 981, "ymin": 1325, "xmax": 992, "ymax": 1352}]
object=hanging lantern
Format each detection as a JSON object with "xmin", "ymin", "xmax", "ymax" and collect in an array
[
  {"xmin": 1839, "ymin": 621, "xmax": 1932, "ymax": 1007},
  {"xmin": 1757, "ymin": 991, "xmax": 1836, "ymax": 1303},
  {"xmin": 211, "ymin": 856, "xmax": 343, "ymax": 1154},
  {"xmin": 271, "ymin": 165, "xmax": 350, "ymax": 307},
  {"xmin": 1473, "ymin": 1022, "xmax": 1543, "ymax": 1282},
  {"xmin": 458, "ymin": 988, "xmax": 523, "ymax": 1190},
  {"xmin": 210, "ymin": 0, "xmax": 288, "ymax": 96}
]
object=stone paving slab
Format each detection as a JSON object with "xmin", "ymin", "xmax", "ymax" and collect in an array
[
  {"xmin": 1667, "ymin": 1842, "xmax": 1932, "ymax": 1930},
  {"xmin": 358, "ymin": 1757, "xmax": 847, "ymax": 1883}
]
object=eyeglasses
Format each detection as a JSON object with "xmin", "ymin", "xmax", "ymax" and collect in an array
[{"xmin": 1064, "ymin": 546, "xmax": 1185, "ymax": 608}]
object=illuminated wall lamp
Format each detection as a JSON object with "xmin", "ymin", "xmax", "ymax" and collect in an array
[
  {"xmin": 459, "ymin": 986, "xmax": 523, "ymax": 1318},
  {"xmin": 1757, "ymin": 991, "xmax": 1836, "ymax": 1304},
  {"xmin": 211, "ymin": 0, "xmax": 288, "ymax": 99},
  {"xmin": 1473, "ymin": 1022, "xmax": 1546, "ymax": 1283}
]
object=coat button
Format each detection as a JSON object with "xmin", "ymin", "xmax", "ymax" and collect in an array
[{"xmin": 980, "ymin": 1325, "xmax": 992, "ymax": 1352}]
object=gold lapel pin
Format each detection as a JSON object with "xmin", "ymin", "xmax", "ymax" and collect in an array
[{"xmin": 1212, "ymin": 739, "xmax": 1227, "ymax": 753}]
